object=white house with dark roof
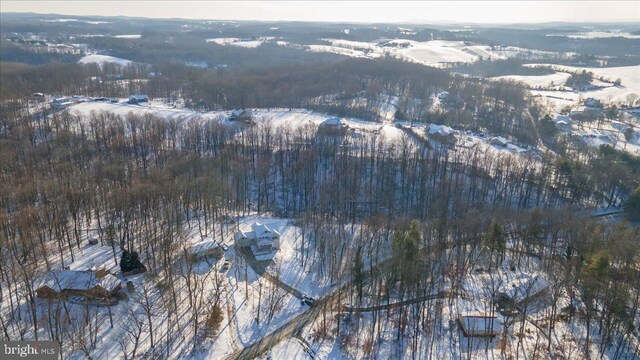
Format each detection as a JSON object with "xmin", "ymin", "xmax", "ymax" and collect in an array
[{"xmin": 235, "ymin": 222, "xmax": 281, "ymax": 257}]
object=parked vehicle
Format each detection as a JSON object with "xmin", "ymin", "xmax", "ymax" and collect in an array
[{"xmin": 221, "ymin": 259, "xmax": 232, "ymax": 272}]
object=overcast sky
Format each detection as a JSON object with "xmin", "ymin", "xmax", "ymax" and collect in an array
[{"xmin": 2, "ymin": 1, "xmax": 639, "ymax": 23}]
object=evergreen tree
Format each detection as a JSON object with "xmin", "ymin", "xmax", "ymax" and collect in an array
[{"xmin": 120, "ymin": 250, "xmax": 131, "ymax": 273}]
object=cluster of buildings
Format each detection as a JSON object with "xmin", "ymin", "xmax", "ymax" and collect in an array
[
  {"xmin": 47, "ymin": 94, "xmax": 148, "ymax": 109},
  {"xmin": 458, "ymin": 273, "xmax": 550, "ymax": 339},
  {"xmin": 185, "ymin": 222, "xmax": 281, "ymax": 262}
]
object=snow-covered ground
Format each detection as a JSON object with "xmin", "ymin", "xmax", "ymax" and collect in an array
[
  {"xmin": 305, "ymin": 38, "xmax": 504, "ymax": 67},
  {"xmin": 552, "ymin": 31, "xmax": 640, "ymax": 39},
  {"xmin": 524, "ymin": 64, "xmax": 640, "ymax": 106},
  {"xmin": 493, "ymin": 72, "xmax": 572, "ymax": 89},
  {"xmin": 259, "ymin": 338, "xmax": 311, "ymax": 359},
  {"xmin": 64, "ymin": 101, "xmax": 540, "ymax": 164},
  {"xmin": 393, "ymin": 40, "xmax": 504, "ymax": 66},
  {"xmin": 113, "ymin": 34, "xmax": 141, "ymax": 39},
  {"xmin": 206, "ymin": 37, "xmax": 275, "ymax": 48},
  {"xmin": 67, "ymin": 99, "xmax": 228, "ymax": 125},
  {"xmin": 571, "ymin": 120, "xmax": 640, "ymax": 155},
  {"xmin": 298, "ymin": 245, "xmax": 632, "ymax": 360},
  {"xmin": 78, "ymin": 54, "xmax": 133, "ymax": 67},
  {"xmin": 4, "ymin": 214, "xmax": 312, "ymax": 360},
  {"xmin": 307, "ymin": 45, "xmax": 372, "ymax": 59}
]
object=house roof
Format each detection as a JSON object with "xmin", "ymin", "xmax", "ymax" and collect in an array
[
  {"xmin": 459, "ymin": 315, "xmax": 502, "ymax": 335},
  {"xmin": 231, "ymin": 109, "xmax": 252, "ymax": 117},
  {"xmin": 490, "ymin": 136, "xmax": 509, "ymax": 145},
  {"xmin": 38, "ymin": 270, "xmax": 121, "ymax": 292},
  {"xmin": 251, "ymin": 222, "xmax": 281, "ymax": 237},
  {"xmin": 499, "ymin": 274, "xmax": 549, "ymax": 302},
  {"xmin": 428, "ymin": 124, "xmax": 456, "ymax": 136},
  {"xmin": 129, "ymin": 94, "xmax": 148, "ymax": 100},
  {"xmin": 188, "ymin": 240, "xmax": 219, "ymax": 255},
  {"xmin": 320, "ymin": 117, "xmax": 346, "ymax": 127}
]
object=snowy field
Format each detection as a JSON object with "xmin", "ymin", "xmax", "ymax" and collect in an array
[
  {"xmin": 524, "ymin": 64, "xmax": 640, "ymax": 106},
  {"xmin": 64, "ymin": 101, "xmax": 542, "ymax": 165},
  {"xmin": 493, "ymin": 72, "xmax": 571, "ymax": 89},
  {"xmin": 113, "ymin": 34, "xmax": 141, "ymax": 39},
  {"xmin": 205, "ymin": 36, "xmax": 508, "ymax": 66},
  {"xmin": 78, "ymin": 54, "xmax": 133, "ymax": 67},
  {"xmin": 206, "ymin": 37, "xmax": 275, "ymax": 48},
  {"xmin": 571, "ymin": 121, "xmax": 640, "ymax": 155},
  {"xmin": 553, "ymin": 31, "xmax": 640, "ymax": 39},
  {"xmin": 306, "ymin": 39, "xmax": 504, "ymax": 66},
  {"xmin": 67, "ymin": 100, "xmax": 228, "ymax": 125}
]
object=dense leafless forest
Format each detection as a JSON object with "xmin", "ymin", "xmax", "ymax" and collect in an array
[{"xmin": 1, "ymin": 9, "xmax": 639, "ymax": 360}]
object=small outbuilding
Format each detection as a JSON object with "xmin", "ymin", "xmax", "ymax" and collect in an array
[
  {"xmin": 458, "ymin": 314, "xmax": 502, "ymax": 337},
  {"xmin": 51, "ymin": 97, "xmax": 75, "ymax": 109},
  {"xmin": 187, "ymin": 240, "xmax": 223, "ymax": 260},
  {"xmin": 128, "ymin": 95, "xmax": 149, "ymax": 104},
  {"xmin": 318, "ymin": 117, "xmax": 349, "ymax": 135},
  {"xmin": 489, "ymin": 136, "xmax": 509, "ymax": 147},
  {"xmin": 584, "ymin": 97, "xmax": 601, "ymax": 109},
  {"xmin": 228, "ymin": 109, "xmax": 254, "ymax": 122}
]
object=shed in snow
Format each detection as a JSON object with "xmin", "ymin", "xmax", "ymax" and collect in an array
[
  {"xmin": 51, "ymin": 97, "xmax": 75, "ymax": 109},
  {"xmin": 228, "ymin": 109, "xmax": 253, "ymax": 122},
  {"xmin": 555, "ymin": 115, "xmax": 572, "ymax": 130},
  {"xmin": 555, "ymin": 115, "xmax": 572, "ymax": 124},
  {"xmin": 128, "ymin": 94, "xmax": 149, "ymax": 104},
  {"xmin": 458, "ymin": 314, "xmax": 502, "ymax": 337},
  {"xmin": 489, "ymin": 136, "xmax": 509, "ymax": 147},
  {"xmin": 187, "ymin": 240, "xmax": 223, "ymax": 260},
  {"xmin": 36, "ymin": 270, "xmax": 121, "ymax": 299},
  {"xmin": 318, "ymin": 117, "xmax": 348, "ymax": 135},
  {"xmin": 584, "ymin": 97, "xmax": 601, "ymax": 109}
]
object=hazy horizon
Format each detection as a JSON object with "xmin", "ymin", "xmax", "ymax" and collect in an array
[{"xmin": 2, "ymin": 1, "xmax": 639, "ymax": 24}]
